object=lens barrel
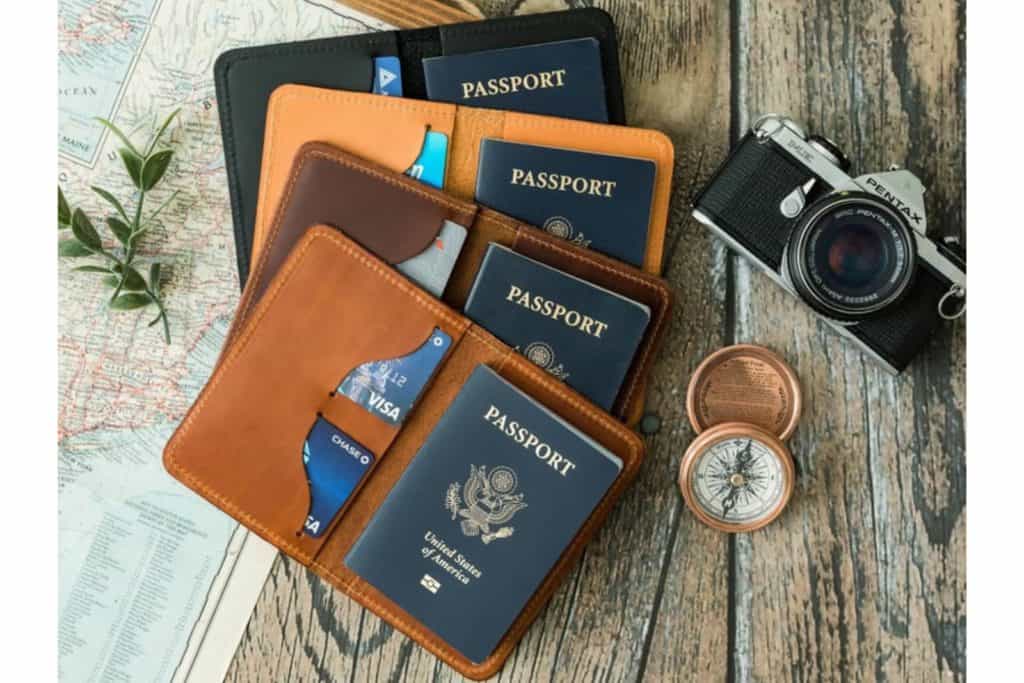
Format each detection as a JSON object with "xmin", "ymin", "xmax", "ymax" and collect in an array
[{"xmin": 784, "ymin": 193, "xmax": 916, "ymax": 321}]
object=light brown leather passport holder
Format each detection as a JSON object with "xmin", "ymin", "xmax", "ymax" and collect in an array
[
  {"xmin": 232, "ymin": 141, "xmax": 672, "ymax": 425},
  {"xmin": 250, "ymin": 84, "xmax": 674, "ymax": 277},
  {"xmin": 164, "ymin": 225, "xmax": 645, "ymax": 679}
]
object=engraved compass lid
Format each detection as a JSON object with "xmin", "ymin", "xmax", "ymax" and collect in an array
[
  {"xmin": 678, "ymin": 422, "xmax": 795, "ymax": 533},
  {"xmin": 686, "ymin": 344, "xmax": 802, "ymax": 441}
]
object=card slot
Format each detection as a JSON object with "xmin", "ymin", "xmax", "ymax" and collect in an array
[
  {"xmin": 318, "ymin": 393, "xmax": 400, "ymax": 457},
  {"xmin": 312, "ymin": 326, "xmax": 508, "ymax": 570},
  {"xmin": 166, "ymin": 226, "xmax": 470, "ymax": 564}
]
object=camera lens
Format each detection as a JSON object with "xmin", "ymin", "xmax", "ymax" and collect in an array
[{"xmin": 785, "ymin": 194, "xmax": 916, "ymax": 321}]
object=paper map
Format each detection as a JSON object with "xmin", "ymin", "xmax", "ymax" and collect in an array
[{"xmin": 57, "ymin": 2, "xmax": 390, "ymax": 681}]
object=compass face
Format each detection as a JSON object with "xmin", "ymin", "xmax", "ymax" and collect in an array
[{"xmin": 681, "ymin": 426, "xmax": 794, "ymax": 532}]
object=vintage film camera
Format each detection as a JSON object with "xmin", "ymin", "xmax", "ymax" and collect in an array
[{"xmin": 693, "ymin": 114, "xmax": 966, "ymax": 372}]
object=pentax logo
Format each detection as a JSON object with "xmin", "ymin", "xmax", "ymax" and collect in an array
[
  {"xmin": 864, "ymin": 177, "xmax": 923, "ymax": 225},
  {"xmin": 420, "ymin": 574, "xmax": 441, "ymax": 594}
]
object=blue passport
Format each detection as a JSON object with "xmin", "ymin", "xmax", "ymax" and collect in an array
[
  {"xmin": 475, "ymin": 138, "xmax": 656, "ymax": 267},
  {"xmin": 344, "ymin": 365, "xmax": 622, "ymax": 663},
  {"xmin": 463, "ymin": 244, "xmax": 650, "ymax": 410},
  {"xmin": 422, "ymin": 38, "xmax": 608, "ymax": 122}
]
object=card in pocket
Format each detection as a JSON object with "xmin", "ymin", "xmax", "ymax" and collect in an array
[
  {"xmin": 423, "ymin": 38, "xmax": 608, "ymax": 122},
  {"xmin": 303, "ymin": 416, "xmax": 375, "ymax": 538}
]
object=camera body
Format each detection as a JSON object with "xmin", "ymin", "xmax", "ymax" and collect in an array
[{"xmin": 693, "ymin": 114, "xmax": 966, "ymax": 373}]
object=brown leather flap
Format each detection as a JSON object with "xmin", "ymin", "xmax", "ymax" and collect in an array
[
  {"xmin": 240, "ymin": 141, "xmax": 479, "ymax": 326},
  {"xmin": 164, "ymin": 226, "xmax": 644, "ymax": 679}
]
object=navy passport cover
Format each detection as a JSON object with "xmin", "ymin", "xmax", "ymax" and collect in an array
[
  {"xmin": 422, "ymin": 38, "xmax": 608, "ymax": 122},
  {"xmin": 464, "ymin": 244, "xmax": 650, "ymax": 410},
  {"xmin": 475, "ymin": 139, "xmax": 656, "ymax": 267},
  {"xmin": 345, "ymin": 365, "xmax": 621, "ymax": 663}
]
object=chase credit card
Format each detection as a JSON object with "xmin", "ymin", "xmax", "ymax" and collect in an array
[
  {"xmin": 302, "ymin": 416, "xmax": 375, "ymax": 538},
  {"xmin": 337, "ymin": 327, "xmax": 452, "ymax": 425}
]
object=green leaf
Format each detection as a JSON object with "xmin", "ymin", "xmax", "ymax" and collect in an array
[
  {"xmin": 149, "ymin": 262, "xmax": 162, "ymax": 296},
  {"xmin": 70, "ymin": 209, "xmax": 102, "ymax": 250},
  {"xmin": 106, "ymin": 217, "xmax": 132, "ymax": 246},
  {"xmin": 91, "ymin": 186, "xmax": 128, "ymax": 221},
  {"xmin": 114, "ymin": 264, "xmax": 147, "ymax": 291},
  {"xmin": 146, "ymin": 109, "xmax": 180, "ymax": 155},
  {"xmin": 103, "ymin": 275, "xmax": 120, "ymax": 288},
  {"xmin": 58, "ymin": 187, "xmax": 71, "ymax": 226},
  {"xmin": 119, "ymin": 148, "xmax": 144, "ymax": 188},
  {"xmin": 109, "ymin": 293, "xmax": 152, "ymax": 310},
  {"xmin": 59, "ymin": 238, "xmax": 93, "ymax": 257},
  {"xmin": 96, "ymin": 117, "xmax": 139, "ymax": 156},
  {"xmin": 73, "ymin": 265, "xmax": 111, "ymax": 274},
  {"xmin": 140, "ymin": 149, "xmax": 174, "ymax": 191}
]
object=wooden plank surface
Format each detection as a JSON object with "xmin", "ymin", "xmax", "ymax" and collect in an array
[{"xmin": 227, "ymin": 1, "xmax": 966, "ymax": 681}]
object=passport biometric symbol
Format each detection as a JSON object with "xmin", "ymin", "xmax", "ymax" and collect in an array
[
  {"xmin": 524, "ymin": 342, "xmax": 571, "ymax": 381},
  {"xmin": 543, "ymin": 216, "xmax": 591, "ymax": 248},
  {"xmin": 444, "ymin": 465, "xmax": 527, "ymax": 544}
]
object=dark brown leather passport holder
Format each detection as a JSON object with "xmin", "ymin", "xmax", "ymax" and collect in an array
[
  {"xmin": 164, "ymin": 225, "xmax": 645, "ymax": 679},
  {"xmin": 229, "ymin": 142, "xmax": 673, "ymax": 424}
]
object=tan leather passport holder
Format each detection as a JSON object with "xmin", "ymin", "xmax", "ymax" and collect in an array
[
  {"xmin": 232, "ymin": 142, "xmax": 672, "ymax": 425},
  {"xmin": 164, "ymin": 226, "xmax": 645, "ymax": 679},
  {"xmin": 250, "ymin": 84, "xmax": 674, "ymax": 276}
]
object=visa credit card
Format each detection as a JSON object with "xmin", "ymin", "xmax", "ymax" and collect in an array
[
  {"xmin": 405, "ymin": 130, "xmax": 448, "ymax": 189},
  {"xmin": 337, "ymin": 327, "xmax": 452, "ymax": 425},
  {"xmin": 302, "ymin": 416, "xmax": 375, "ymax": 538}
]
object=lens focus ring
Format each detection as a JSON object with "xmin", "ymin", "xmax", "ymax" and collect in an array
[{"xmin": 784, "ymin": 193, "xmax": 917, "ymax": 321}]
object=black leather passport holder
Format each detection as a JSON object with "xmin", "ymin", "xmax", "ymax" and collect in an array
[{"xmin": 214, "ymin": 8, "xmax": 626, "ymax": 285}]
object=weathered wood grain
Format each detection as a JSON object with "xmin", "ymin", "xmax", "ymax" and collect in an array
[
  {"xmin": 732, "ymin": 1, "xmax": 966, "ymax": 682},
  {"xmin": 227, "ymin": 1, "xmax": 966, "ymax": 681}
]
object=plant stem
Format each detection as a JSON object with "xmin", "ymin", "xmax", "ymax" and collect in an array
[{"xmin": 144, "ymin": 283, "xmax": 170, "ymax": 344}]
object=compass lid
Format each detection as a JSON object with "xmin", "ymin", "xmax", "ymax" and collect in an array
[{"xmin": 686, "ymin": 344, "xmax": 802, "ymax": 441}]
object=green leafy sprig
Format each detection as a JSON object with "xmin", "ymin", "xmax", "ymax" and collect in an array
[{"xmin": 58, "ymin": 110, "xmax": 180, "ymax": 343}]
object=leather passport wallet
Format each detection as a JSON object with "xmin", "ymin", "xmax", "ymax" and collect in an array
[
  {"xmin": 229, "ymin": 142, "xmax": 672, "ymax": 425},
  {"xmin": 249, "ymin": 85, "xmax": 674, "ymax": 283},
  {"xmin": 164, "ymin": 224, "xmax": 646, "ymax": 679},
  {"xmin": 214, "ymin": 8, "xmax": 625, "ymax": 282}
]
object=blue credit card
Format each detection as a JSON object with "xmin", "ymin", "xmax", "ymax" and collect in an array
[
  {"xmin": 338, "ymin": 327, "xmax": 452, "ymax": 425},
  {"xmin": 372, "ymin": 56, "xmax": 403, "ymax": 96},
  {"xmin": 302, "ymin": 416, "xmax": 375, "ymax": 538},
  {"xmin": 405, "ymin": 131, "xmax": 448, "ymax": 189}
]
